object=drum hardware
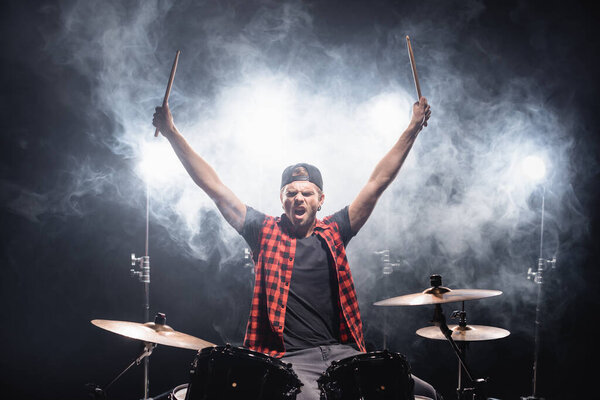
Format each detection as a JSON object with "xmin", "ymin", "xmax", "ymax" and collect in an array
[
  {"xmin": 521, "ymin": 186, "xmax": 555, "ymax": 400},
  {"xmin": 374, "ymin": 250, "xmax": 402, "ymax": 276},
  {"xmin": 418, "ymin": 301, "xmax": 510, "ymax": 400},
  {"xmin": 431, "ymin": 302, "xmax": 488, "ymax": 400},
  {"xmin": 123, "ymin": 50, "xmax": 181, "ymax": 398},
  {"xmin": 375, "ymin": 275, "xmax": 507, "ymax": 400},
  {"xmin": 129, "ymin": 170, "xmax": 152, "ymax": 398},
  {"xmin": 90, "ymin": 313, "xmax": 215, "ymax": 399},
  {"xmin": 374, "ymin": 249, "xmax": 404, "ymax": 350},
  {"xmin": 85, "ymin": 338, "xmax": 156, "ymax": 399},
  {"xmin": 130, "ymin": 251, "xmax": 152, "ymax": 397},
  {"xmin": 416, "ymin": 308, "xmax": 510, "ymax": 342}
]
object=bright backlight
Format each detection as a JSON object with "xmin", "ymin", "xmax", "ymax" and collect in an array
[
  {"xmin": 138, "ymin": 140, "xmax": 182, "ymax": 184},
  {"xmin": 521, "ymin": 155, "xmax": 546, "ymax": 181}
]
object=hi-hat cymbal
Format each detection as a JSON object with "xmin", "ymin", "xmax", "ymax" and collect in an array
[
  {"xmin": 373, "ymin": 288, "xmax": 502, "ymax": 306},
  {"xmin": 91, "ymin": 319, "xmax": 215, "ymax": 350},
  {"xmin": 416, "ymin": 324, "xmax": 510, "ymax": 342}
]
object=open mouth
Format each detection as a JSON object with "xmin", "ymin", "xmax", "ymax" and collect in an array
[{"xmin": 293, "ymin": 208, "xmax": 306, "ymax": 217}]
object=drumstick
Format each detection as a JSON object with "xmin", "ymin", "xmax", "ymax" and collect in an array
[
  {"xmin": 405, "ymin": 36, "xmax": 422, "ymax": 100},
  {"xmin": 154, "ymin": 50, "xmax": 181, "ymax": 137}
]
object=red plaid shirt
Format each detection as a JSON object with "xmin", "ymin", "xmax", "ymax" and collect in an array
[{"xmin": 243, "ymin": 210, "xmax": 366, "ymax": 358}]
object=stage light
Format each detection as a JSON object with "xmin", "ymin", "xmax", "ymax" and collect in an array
[
  {"xmin": 137, "ymin": 140, "xmax": 182, "ymax": 184},
  {"xmin": 365, "ymin": 93, "xmax": 410, "ymax": 137},
  {"xmin": 521, "ymin": 155, "xmax": 546, "ymax": 181}
]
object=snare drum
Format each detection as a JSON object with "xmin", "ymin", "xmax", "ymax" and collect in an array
[
  {"xmin": 318, "ymin": 350, "xmax": 414, "ymax": 400},
  {"xmin": 186, "ymin": 345, "xmax": 302, "ymax": 400}
]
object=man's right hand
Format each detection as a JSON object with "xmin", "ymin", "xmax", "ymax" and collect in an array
[
  {"xmin": 152, "ymin": 104, "xmax": 176, "ymax": 137},
  {"xmin": 409, "ymin": 96, "xmax": 431, "ymax": 131}
]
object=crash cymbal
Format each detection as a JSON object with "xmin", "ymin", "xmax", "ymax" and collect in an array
[
  {"xmin": 416, "ymin": 324, "xmax": 510, "ymax": 342},
  {"xmin": 374, "ymin": 288, "xmax": 502, "ymax": 306},
  {"xmin": 374, "ymin": 274, "xmax": 502, "ymax": 306},
  {"xmin": 91, "ymin": 319, "xmax": 215, "ymax": 350}
]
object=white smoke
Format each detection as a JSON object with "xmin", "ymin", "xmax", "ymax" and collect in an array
[{"xmin": 31, "ymin": 0, "xmax": 593, "ymax": 345}]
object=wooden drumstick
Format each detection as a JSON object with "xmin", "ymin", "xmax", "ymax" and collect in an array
[
  {"xmin": 154, "ymin": 50, "xmax": 181, "ymax": 137},
  {"xmin": 406, "ymin": 36, "xmax": 422, "ymax": 100}
]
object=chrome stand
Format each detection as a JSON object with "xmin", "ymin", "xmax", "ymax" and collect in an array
[
  {"xmin": 130, "ymin": 180, "xmax": 152, "ymax": 399},
  {"xmin": 522, "ymin": 186, "xmax": 556, "ymax": 400}
]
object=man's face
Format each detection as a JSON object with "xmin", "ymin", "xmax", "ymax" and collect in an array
[{"xmin": 280, "ymin": 181, "xmax": 324, "ymax": 231}]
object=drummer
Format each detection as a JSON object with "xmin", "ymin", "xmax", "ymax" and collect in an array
[{"xmin": 152, "ymin": 98, "xmax": 440, "ymax": 400}]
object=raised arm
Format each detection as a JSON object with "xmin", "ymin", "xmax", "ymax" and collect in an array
[
  {"xmin": 152, "ymin": 104, "xmax": 246, "ymax": 232},
  {"xmin": 348, "ymin": 97, "xmax": 431, "ymax": 233}
]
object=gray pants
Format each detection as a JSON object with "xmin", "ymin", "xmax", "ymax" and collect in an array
[{"xmin": 281, "ymin": 345, "xmax": 441, "ymax": 400}]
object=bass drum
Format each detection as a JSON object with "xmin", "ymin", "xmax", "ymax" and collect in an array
[
  {"xmin": 318, "ymin": 350, "xmax": 414, "ymax": 400},
  {"xmin": 186, "ymin": 345, "xmax": 302, "ymax": 400}
]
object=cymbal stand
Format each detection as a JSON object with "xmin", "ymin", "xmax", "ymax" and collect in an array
[
  {"xmin": 113, "ymin": 342, "xmax": 156, "ymax": 392},
  {"xmin": 429, "ymin": 276, "xmax": 488, "ymax": 400},
  {"xmin": 130, "ymin": 179, "xmax": 152, "ymax": 399},
  {"xmin": 450, "ymin": 304, "xmax": 474, "ymax": 400},
  {"xmin": 87, "ymin": 341, "xmax": 157, "ymax": 399},
  {"xmin": 432, "ymin": 304, "xmax": 486, "ymax": 399},
  {"xmin": 522, "ymin": 186, "xmax": 556, "ymax": 400}
]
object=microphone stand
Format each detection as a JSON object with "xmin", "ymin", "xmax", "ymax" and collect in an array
[
  {"xmin": 522, "ymin": 186, "xmax": 556, "ymax": 400},
  {"xmin": 130, "ymin": 179, "xmax": 152, "ymax": 399}
]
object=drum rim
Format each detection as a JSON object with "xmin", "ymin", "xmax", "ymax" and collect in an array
[
  {"xmin": 197, "ymin": 344, "xmax": 294, "ymax": 370},
  {"xmin": 328, "ymin": 349, "xmax": 409, "ymax": 367},
  {"xmin": 172, "ymin": 383, "xmax": 188, "ymax": 392},
  {"xmin": 191, "ymin": 344, "xmax": 303, "ymax": 397}
]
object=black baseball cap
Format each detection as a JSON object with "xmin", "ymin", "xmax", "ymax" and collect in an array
[{"xmin": 280, "ymin": 163, "xmax": 323, "ymax": 191}]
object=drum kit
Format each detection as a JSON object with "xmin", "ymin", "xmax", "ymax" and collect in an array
[{"xmin": 89, "ymin": 274, "xmax": 508, "ymax": 400}]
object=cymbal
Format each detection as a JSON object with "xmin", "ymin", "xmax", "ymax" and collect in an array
[
  {"xmin": 91, "ymin": 319, "xmax": 215, "ymax": 350},
  {"xmin": 416, "ymin": 324, "xmax": 510, "ymax": 342},
  {"xmin": 373, "ymin": 288, "xmax": 502, "ymax": 306}
]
